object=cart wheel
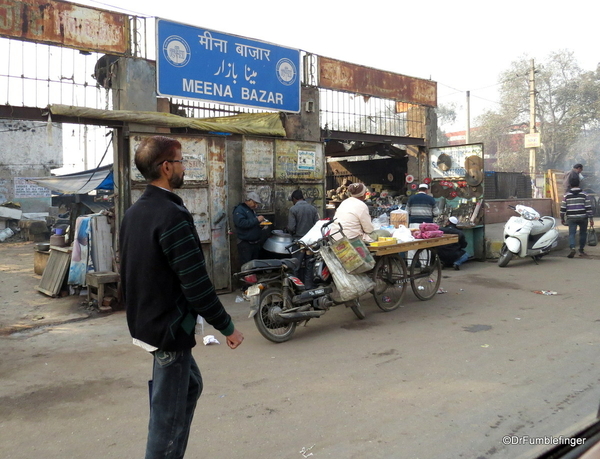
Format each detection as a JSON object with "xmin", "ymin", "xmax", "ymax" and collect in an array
[
  {"xmin": 372, "ymin": 255, "xmax": 408, "ymax": 311},
  {"xmin": 409, "ymin": 249, "xmax": 442, "ymax": 301}
]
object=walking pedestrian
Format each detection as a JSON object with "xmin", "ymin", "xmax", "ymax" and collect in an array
[
  {"xmin": 560, "ymin": 174, "xmax": 594, "ymax": 258},
  {"xmin": 120, "ymin": 135, "xmax": 244, "ymax": 459}
]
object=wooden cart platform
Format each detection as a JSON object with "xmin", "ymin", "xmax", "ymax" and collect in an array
[
  {"xmin": 368, "ymin": 234, "xmax": 458, "ymax": 256},
  {"xmin": 366, "ymin": 235, "xmax": 459, "ymax": 311}
]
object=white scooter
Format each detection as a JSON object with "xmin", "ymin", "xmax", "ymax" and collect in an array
[{"xmin": 498, "ymin": 205, "xmax": 559, "ymax": 267}]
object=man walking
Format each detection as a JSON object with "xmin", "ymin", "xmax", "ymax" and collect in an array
[
  {"xmin": 120, "ymin": 136, "xmax": 244, "ymax": 459},
  {"xmin": 233, "ymin": 192, "xmax": 265, "ymax": 266},
  {"xmin": 560, "ymin": 175, "xmax": 594, "ymax": 258},
  {"xmin": 406, "ymin": 183, "xmax": 439, "ymax": 225}
]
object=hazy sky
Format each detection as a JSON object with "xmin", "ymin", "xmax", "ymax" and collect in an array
[{"xmin": 78, "ymin": 0, "xmax": 599, "ymax": 132}]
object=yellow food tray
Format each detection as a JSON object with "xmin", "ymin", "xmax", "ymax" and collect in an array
[{"xmin": 369, "ymin": 240, "xmax": 397, "ymax": 247}]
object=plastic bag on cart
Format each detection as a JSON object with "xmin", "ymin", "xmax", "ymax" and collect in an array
[
  {"xmin": 372, "ymin": 213, "xmax": 390, "ymax": 230},
  {"xmin": 320, "ymin": 246, "xmax": 375, "ymax": 303},
  {"xmin": 393, "ymin": 225, "xmax": 414, "ymax": 243}
]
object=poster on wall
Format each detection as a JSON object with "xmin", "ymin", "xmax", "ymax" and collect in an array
[
  {"xmin": 297, "ymin": 150, "xmax": 316, "ymax": 171},
  {"xmin": 14, "ymin": 178, "xmax": 51, "ymax": 198},
  {"xmin": 129, "ymin": 135, "xmax": 208, "ymax": 182}
]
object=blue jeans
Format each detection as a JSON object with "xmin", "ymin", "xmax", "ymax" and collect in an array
[
  {"xmin": 567, "ymin": 218, "xmax": 588, "ymax": 251},
  {"xmin": 453, "ymin": 252, "xmax": 469, "ymax": 266},
  {"xmin": 146, "ymin": 348, "xmax": 203, "ymax": 459}
]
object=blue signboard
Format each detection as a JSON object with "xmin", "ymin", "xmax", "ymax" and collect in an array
[{"xmin": 157, "ymin": 20, "xmax": 301, "ymax": 113}]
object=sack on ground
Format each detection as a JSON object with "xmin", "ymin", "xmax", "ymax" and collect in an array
[
  {"xmin": 320, "ymin": 246, "xmax": 375, "ymax": 303},
  {"xmin": 588, "ymin": 228, "xmax": 598, "ymax": 246}
]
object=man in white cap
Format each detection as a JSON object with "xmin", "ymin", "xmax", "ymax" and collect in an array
[
  {"xmin": 438, "ymin": 216, "xmax": 469, "ymax": 270},
  {"xmin": 406, "ymin": 183, "xmax": 439, "ymax": 225},
  {"xmin": 233, "ymin": 191, "xmax": 266, "ymax": 266}
]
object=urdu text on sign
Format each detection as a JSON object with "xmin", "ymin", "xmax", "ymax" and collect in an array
[{"xmin": 157, "ymin": 20, "xmax": 301, "ymax": 113}]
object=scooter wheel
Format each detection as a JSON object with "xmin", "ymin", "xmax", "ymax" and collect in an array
[{"xmin": 497, "ymin": 244, "xmax": 514, "ymax": 267}]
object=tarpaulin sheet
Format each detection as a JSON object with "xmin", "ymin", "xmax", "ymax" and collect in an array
[
  {"xmin": 27, "ymin": 165, "xmax": 113, "ymax": 195},
  {"xmin": 48, "ymin": 104, "xmax": 287, "ymax": 137}
]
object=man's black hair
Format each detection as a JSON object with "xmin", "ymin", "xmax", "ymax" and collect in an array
[{"xmin": 291, "ymin": 189, "xmax": 304, "ymax": 201}]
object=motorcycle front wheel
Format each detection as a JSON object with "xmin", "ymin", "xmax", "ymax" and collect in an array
[
  {"xmin": 497, "ymin": 243, "xmax": 513, "ymax": 267},
  {"xmin": 254, "ymin": 288, "xmax": 296, "ymax": 343}
]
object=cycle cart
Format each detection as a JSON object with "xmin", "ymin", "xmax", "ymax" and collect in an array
[{"xmin": 368, "ymin": 235, "xmax": 458, "ymax": 312}]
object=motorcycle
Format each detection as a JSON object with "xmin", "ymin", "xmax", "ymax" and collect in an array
[
  {"xmin": 235, "ymin": 220, "xmax": 366, "ymax": 343},
  {"xmin": 498, "ymin": 205, "xmax": 559, "ymax": 267}
]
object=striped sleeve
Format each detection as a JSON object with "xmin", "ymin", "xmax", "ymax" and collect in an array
[{"xmin": 159, "ymin": 217, "xmax": 234, "ymax": 336}]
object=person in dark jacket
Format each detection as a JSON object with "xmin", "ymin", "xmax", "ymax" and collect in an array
[
  {"xmin": 120, "ymin": 135, "xmax": 243, "ymax": 459},
  {"xmin": 438, "ymin": 216, "xmax": 469, "ymax": 270},
  {"xmin": 287, "ymin": 189, "xmax": 320, "ymax": 286},
  {"xmin": 563, "ymin": 163, "xmax": 584, "ymax": 193},
  {"xmin": 288, "ymin": 189, "xmax": 320, "ymax": 238},
  {"xmin": 233, "ymin": 191, "xmax": 265, "ymax": 266},
  {"xmin": 560, "ymin": 174, "xmax": 594, "ymax": 258}
]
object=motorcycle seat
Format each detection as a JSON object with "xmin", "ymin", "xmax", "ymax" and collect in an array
[
  {"xmin": 530, "ymin": 216, "xmax": 555, "ymax": 235},
  {"xmin": 241, "ymin": 258, "xmax": 300, "ymax": 271}
]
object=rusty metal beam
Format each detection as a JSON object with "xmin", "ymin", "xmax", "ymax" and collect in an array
[
  {"xmin": 0, "ymin": 0, "xmax": 130, "ymax": 55},
  {"xmin": 322, "ymin": 129, "xmax": 425, "ymax": 147},
  {"xmin": 319, "ymin": 56, "xmax": 437, "ymax": 107}
]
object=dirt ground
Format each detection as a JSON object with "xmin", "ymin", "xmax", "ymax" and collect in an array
[{"xmin": 0, "ymin": 241, "xmax": 93, "ymax": 336}]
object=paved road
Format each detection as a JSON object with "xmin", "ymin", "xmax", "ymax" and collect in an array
[{"xmin": 1, "ymin": 244, "xmax": 599, "ymax": 459}]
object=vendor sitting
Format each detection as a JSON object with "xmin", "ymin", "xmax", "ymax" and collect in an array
[
  {"xmin": 438, "ymin": 217, "xmax": 469, "ymax": 270},
  {"xmin": 333, "ymin": 182, "xmax": 375, "ymax": 242}
]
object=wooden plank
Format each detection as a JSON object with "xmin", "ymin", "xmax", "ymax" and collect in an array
[
  {"xmin": 36, "ymin": 248, "xmax": 72, "ymax": 297},
  {"xmin": 368, "ymin": 235, "xmax": 458, "ymax": 256}
]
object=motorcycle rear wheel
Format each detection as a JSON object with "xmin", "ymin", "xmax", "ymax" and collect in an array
[
  {"xmin": 254, "ymin": 288, "xmax": 296, "ymax": 343},
  {"xmin": 497, "ymin": 243, "xmax": 513, "ymax": 267}
]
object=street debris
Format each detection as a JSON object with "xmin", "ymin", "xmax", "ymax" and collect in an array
[
  {"xmin": 481, "ymin": 344, "xmax": 490, "ymax": 348},
  {"xmin": 533, "ymin": 290, "xmax": 557, "ymax": 295},
  {"xmin": 437, "ymin": 288, "xmax": 447, "ymax": 294},
  {"xmin": 235, "ymin": 295, "xmax": 245, "ymax": 303},
  {"xmin": 300, "ymin": 444, "xmax": 315, "ymax": 457},
  {"xmin": 203, "ymin": 335, "xmax": 220, "ymax": 345}
]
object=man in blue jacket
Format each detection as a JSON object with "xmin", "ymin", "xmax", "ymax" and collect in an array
[{"xmin": 233, "ymin": 191, "xmax": 265, "ymax": 266}]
